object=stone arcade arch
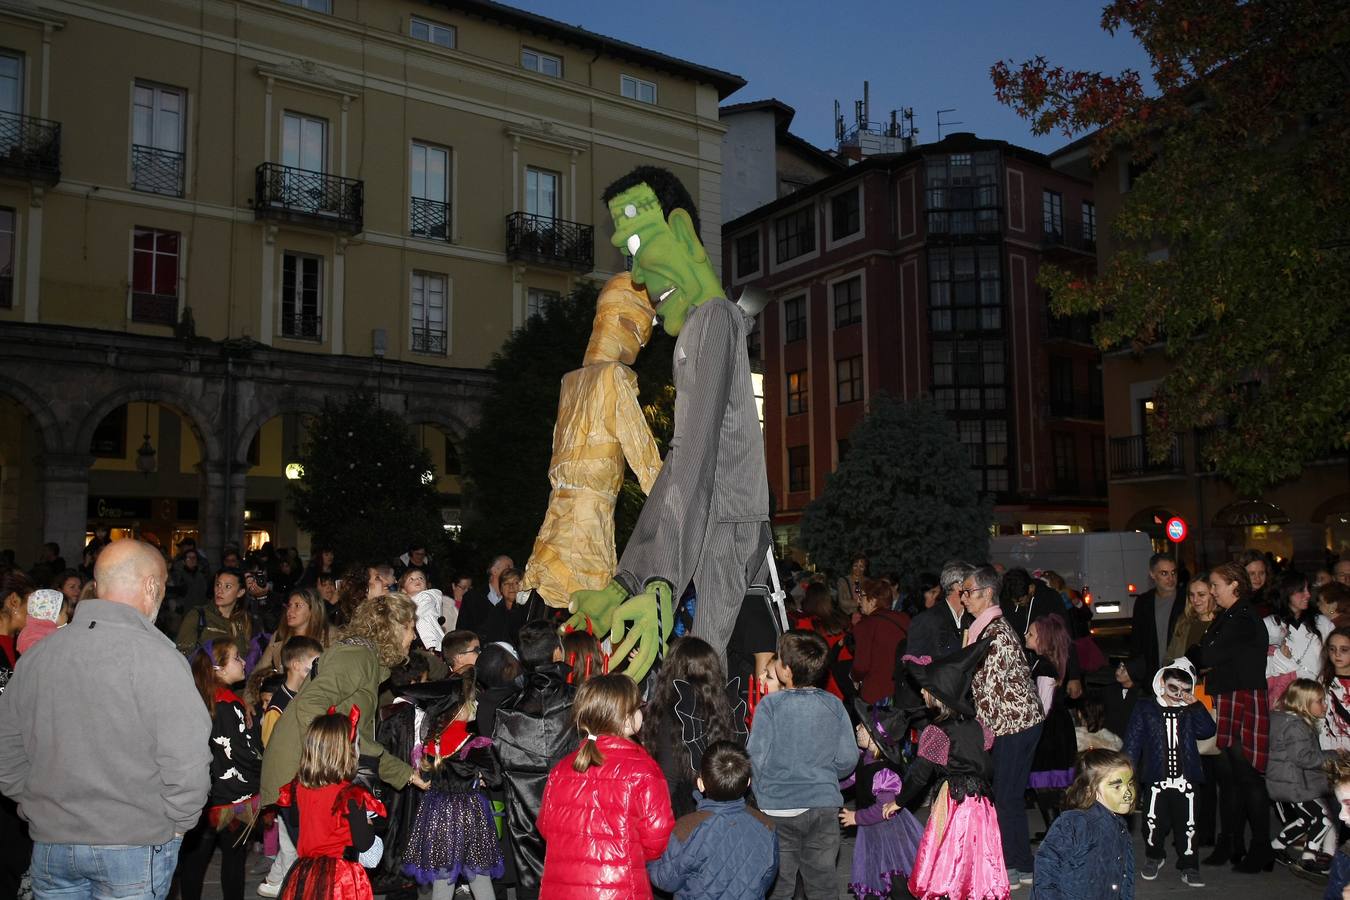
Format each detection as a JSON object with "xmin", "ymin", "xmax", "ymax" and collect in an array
[{"xmin": 0, "ymin": 324, "xmax": 494, "ymax": 564}]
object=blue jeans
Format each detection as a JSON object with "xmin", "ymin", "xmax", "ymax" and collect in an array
[
  {"xmin": 992, "ymin": 722, "xmax": 1043, "ymax": 873},
  {"xmin": 30, "ymin": 838, "xmax": 182, "ymax": 900}
]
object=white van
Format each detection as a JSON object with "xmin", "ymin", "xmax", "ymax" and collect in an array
[{"xmin": 989, "ymin": 531, "xmax": 1156, "ymax": 625}]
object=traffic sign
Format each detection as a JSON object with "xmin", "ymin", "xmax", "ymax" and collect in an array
[{"xmin": 1165, "ymin": 517, "xmax": 1188, "ymax": 543}]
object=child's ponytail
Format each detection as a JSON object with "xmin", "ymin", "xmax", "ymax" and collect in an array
[{"xmin": 572, "ymin": 674, "xmax": 641, "ymax": 773}]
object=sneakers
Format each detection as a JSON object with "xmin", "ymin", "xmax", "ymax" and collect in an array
[
  {"xmin": 1019, "ymin": 871, "xmax": 1034, "ymax": 886},
  {"xmin": 1140, "ymin": 859, "xmax": 1165, "ymax": 881},
  {"xmin": 1180, "ymin": 870, "xmax": 1205, "ymax": 888},
  {"xmin": 1006, "ymin": 869, "xmax": 1023, "ymax": 890},
  {"xmin": 257, "ymin": 881, "xmax": 282, "ymax": 898}
]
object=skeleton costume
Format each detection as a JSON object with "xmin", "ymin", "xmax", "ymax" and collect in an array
[{"xmin": 1122, "ymin": 658, "xmax": 1215, "ymax": 874}]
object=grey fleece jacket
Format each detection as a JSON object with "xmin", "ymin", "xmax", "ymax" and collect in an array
[{"xmin": 0, "ymin": 599, "xmax": 212, "ymax": 845}]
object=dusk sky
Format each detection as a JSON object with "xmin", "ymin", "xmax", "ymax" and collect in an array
[{"xmin": 507, "ymin": 0, "xmax": 1155, "ymax": 155}]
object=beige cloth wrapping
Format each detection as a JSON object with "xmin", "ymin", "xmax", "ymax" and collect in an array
[{"xmin": 521, "ymin": 275, "xmax": 662, "ymax": 608}]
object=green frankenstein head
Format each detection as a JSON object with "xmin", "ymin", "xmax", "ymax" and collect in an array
[{"xmin": 602, "ymin": 166, "xmax": 722, "ymax": 336}]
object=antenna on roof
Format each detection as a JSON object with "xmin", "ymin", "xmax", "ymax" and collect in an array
[{"xmin": 937, "ymin": 108, "xmax": 962, "ymax": 140}]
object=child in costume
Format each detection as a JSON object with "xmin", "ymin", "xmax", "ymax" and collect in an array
[
  {"xmin": 1031, "ymin": 749, "xmax": 1137, "ymax": 900},
  {"xmin": 1323, "ymin": 754, "xmax": 1350, "ymax": 900},
  {"xmin": 1122, "ymin": 657, "xmax": 1214, "ymax": 886},
  {"xmin": 1025, "ymin": 615, "xmax": 1077, "ymax": 835},
  {"xmin": 401, "ymin": 676, "xmax": 504, "ymax": 900},
  {"xmin": 275, "ymin": 710, "xmax": 386, "ymax": 900},
  {"xmin": 177, "ymin": 640, "xmax": 261, "ymax": 900},
  {"xmin": 537, "ymin": 673, "xmax": 674, "ymax": 899},
  {"xmin": 883, "ymin": 637, "xmax": 1008, "ymax": 900},
  {"xmin": 844, "ymin": 699, "xmax": 925, "ymax": 898},
  {"xmin": 1267, "ymin": 678, "xmax": 1337, "ymax": 874}
]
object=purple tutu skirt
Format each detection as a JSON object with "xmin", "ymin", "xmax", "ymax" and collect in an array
[
  {"xmin": 850, "ymin": 807, "xmax": 925, "ymax": 897},
  {"xmin": 908, "ymin": 790, "xmax": 1009, "ymax": 900},
  {"xmin": 401, "ymin": 789, "xmax": 503, "ymax": 885}
]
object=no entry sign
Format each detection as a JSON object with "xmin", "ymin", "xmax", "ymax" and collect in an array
[{"xmin": 1165, "ymin": 517, "xmax": 1188, "ymax": 543}]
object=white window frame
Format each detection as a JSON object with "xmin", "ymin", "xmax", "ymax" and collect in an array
[
  {"xmin": 411, "ymin": 270, "xmax": 450, "ymax": 355},
  {"xmin": 0, "ymin": 50, "xmax": 24, "ymax": 116},
  {"xmin": 282, "ymin": 0, "xmax": 331, "ymax": 13},
  {"xmin": 281, "ymin": 111, "xmax": 328, "ymax": 174},
  {"xmin": 620, "ymin": 74, "xmax": 657, "ymax": 104},
  {"xmin": 731, "ymin": 230, "xmax": 761, "ymax": 283},
  {"xmin": 280, "ymin": 251, "xmax": 324, "ymax": 342},
  {"xmin": 410, "ymin": 16, "xmax": 455, "ymax": 49},
  {"xmin": 527, "ymin": 287, "xmax": 560, "ymax": 321},
  {"xmin": 524, "ymin": 166, "xmax": 559, "ymax": 219},
  {"xmin": 826, "ymin": 183, "xmax": 864, "ymax": 249},
  {"xmin": 521, "ymin": 47, "xmax": 562, "ymax": 78},
  {"xmin": 410, "ymin": 140, "xmax": 452, "ymax": 240}
]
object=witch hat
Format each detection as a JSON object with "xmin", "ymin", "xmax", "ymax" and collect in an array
[
  {"xmin": 903, "ymin": 635, "xmax": 994, "ymax": 719},
  {"xmin": 853, "ymin": 696, "xmax": 922, "ymax": 766}
]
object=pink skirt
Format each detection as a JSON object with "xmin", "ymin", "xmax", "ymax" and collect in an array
[{"xmin": 908, "ymin": 788, "xmax": 1009, "ymax": 900}]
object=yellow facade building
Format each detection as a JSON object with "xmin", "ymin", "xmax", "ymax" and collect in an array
[{"xmin": 0, "ymin": 0, "xmax": 743, "ymax": 563}]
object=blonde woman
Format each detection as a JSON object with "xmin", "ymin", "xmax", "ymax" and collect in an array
[
  {"xmin": 259, "ymin": 591, "xmax": 428, "ymax": 807},
  {"xmin": 1167, "ymin": 574, "xmax": 1217, "ymax": 665}
]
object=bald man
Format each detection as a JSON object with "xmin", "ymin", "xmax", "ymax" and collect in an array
[{"xmin": 0, "ymin": 540, "xmax": 210, "ymax": 900}]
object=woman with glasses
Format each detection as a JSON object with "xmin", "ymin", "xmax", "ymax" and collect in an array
[{"xmin": 960, "ymin": 564, "xmax": 1045, "ymax": 888}]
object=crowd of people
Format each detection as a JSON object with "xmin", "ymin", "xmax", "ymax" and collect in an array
[{"xmin": 2, "ymin": 537, "xmax": 1350, "ymax": 900}]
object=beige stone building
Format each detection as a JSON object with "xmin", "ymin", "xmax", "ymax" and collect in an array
[{"xmin": 0, "ymin": 0, "xmax": 743, "ymax": 565}]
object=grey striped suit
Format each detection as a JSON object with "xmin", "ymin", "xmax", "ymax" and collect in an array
[{"xmin": 616, "ymin": 296, "xmax": 771, "ymax": 658}]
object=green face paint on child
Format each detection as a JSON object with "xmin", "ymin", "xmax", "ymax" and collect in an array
[{"xmin": 1097, "ymin": 767, "xmax": 1136, "ymax": 815}]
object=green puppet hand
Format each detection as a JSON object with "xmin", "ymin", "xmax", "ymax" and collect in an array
[
  {"xmin": 610, "ymin": 579, "xmax": 674, "ymax": 682},
  {"xmin": 564, "ymin": 579, "xmax": 629, "ymax": 640}
]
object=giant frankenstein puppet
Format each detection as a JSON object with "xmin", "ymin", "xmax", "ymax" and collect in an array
[
  {"xmin": 519, "ymin": 273, "xmax": 663, "ymax": 606},
  {"xmin": 565, "ymin": 166, "xmax": 772, "ymax": 680}
]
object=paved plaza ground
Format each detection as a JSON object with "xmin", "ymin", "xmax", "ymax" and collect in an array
[{"xmin": 198, "ymin": 808, "xmax": 1330, "ymax": 899}]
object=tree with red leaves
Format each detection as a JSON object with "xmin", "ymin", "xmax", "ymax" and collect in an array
[{"xmin": 993, "ymin": 1, "xmax": 1350, "ymax": 492}]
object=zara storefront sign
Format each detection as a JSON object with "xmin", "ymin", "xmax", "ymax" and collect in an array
[{"xmin": 1165, "ymin": 516, "xmax": 1188, "ymax": 543}]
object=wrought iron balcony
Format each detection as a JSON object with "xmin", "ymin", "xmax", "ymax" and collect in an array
[
  {"xmin": 131, "ymin": 145, "xmax": 185, "ymax": 197},
  {"xmin": 411, "ymin": 327, "xmax": 447, "ymax": 355},
  {"xmin": 1042, "ymin": 219, "xmax": 1097, "ymax": 255},
  {"xmin": 280, "ymin": 312, "xmax": 323, "ymax": 342},
  {"xmin": 1108, "ymin": 433, "xmax": 1185, "ymax": 480},
  {"xmin": 254, "ymin": 163, "xmax": 363, "ymax": 233},
  {"xmin": 131, "ymin": 292, "xmax": 178, "ymax": 326},
  {"xmin": 0, "ymin": 111, "xmax": 61, "ymax": 184},
  {"xmin": 505, "ymin": 212, "xmax": 593, "ymax": 272},
  {"xmin": 410, "ymin": 197, "xmax": 451, "ymax": 242}
]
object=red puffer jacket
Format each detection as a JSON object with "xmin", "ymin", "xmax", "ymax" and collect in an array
[{"xmin": 536, "ymin": 735, "xmax": 674, "ymax": 900}]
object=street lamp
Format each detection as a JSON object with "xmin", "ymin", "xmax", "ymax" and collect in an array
[
  {"xmin": 135, "ymin": 403, "xmax": 157, "ymax": 475},
  {"xmin": 284, "ymin": 462, "xmax": 305, "ymax": 480}
]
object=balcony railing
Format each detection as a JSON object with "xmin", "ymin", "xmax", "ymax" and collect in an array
[
  {"xmin": 280, "ymin": 311, "xmax": 323, "ymax": 342},
  {"xmin": 1048, "ymin": 395, "xmax": 1104, "ymax": 420},
  {"xmin": 254, "ymin": 163, "xmax": 363, "ymax": 233},
  {"xmin": 131, "ymin": 145, "xmax": 185, "ymax": 197},
  {"xmin": 0, "ymin": 111, "xmax": 61, "ymax": 184},
  {"xmin": 131, "ymin": 292, "xmax": 178, "ymax": 326},
  {"xmin": 411, "ymin": 327, "xmax": 447, "ymax": 355},
  {"xmin": 410, "ymin": 197, "xmax": 451, "ymax": 242},
  {"xmin": 1108, "ymin": 433, "xmax": 1185, "ymax": 479},
  {"xmin": 505, "ymin": 212, "xmax": 593, "ymax": 272},
  {"xmin": 1042, "ymin": 219, "xmax": 1097, "ymax": 255}
]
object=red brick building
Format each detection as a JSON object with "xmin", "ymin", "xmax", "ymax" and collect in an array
[{"xmin": 722, "ymin": 132, "xmax": 1107, "ymax": 556}]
